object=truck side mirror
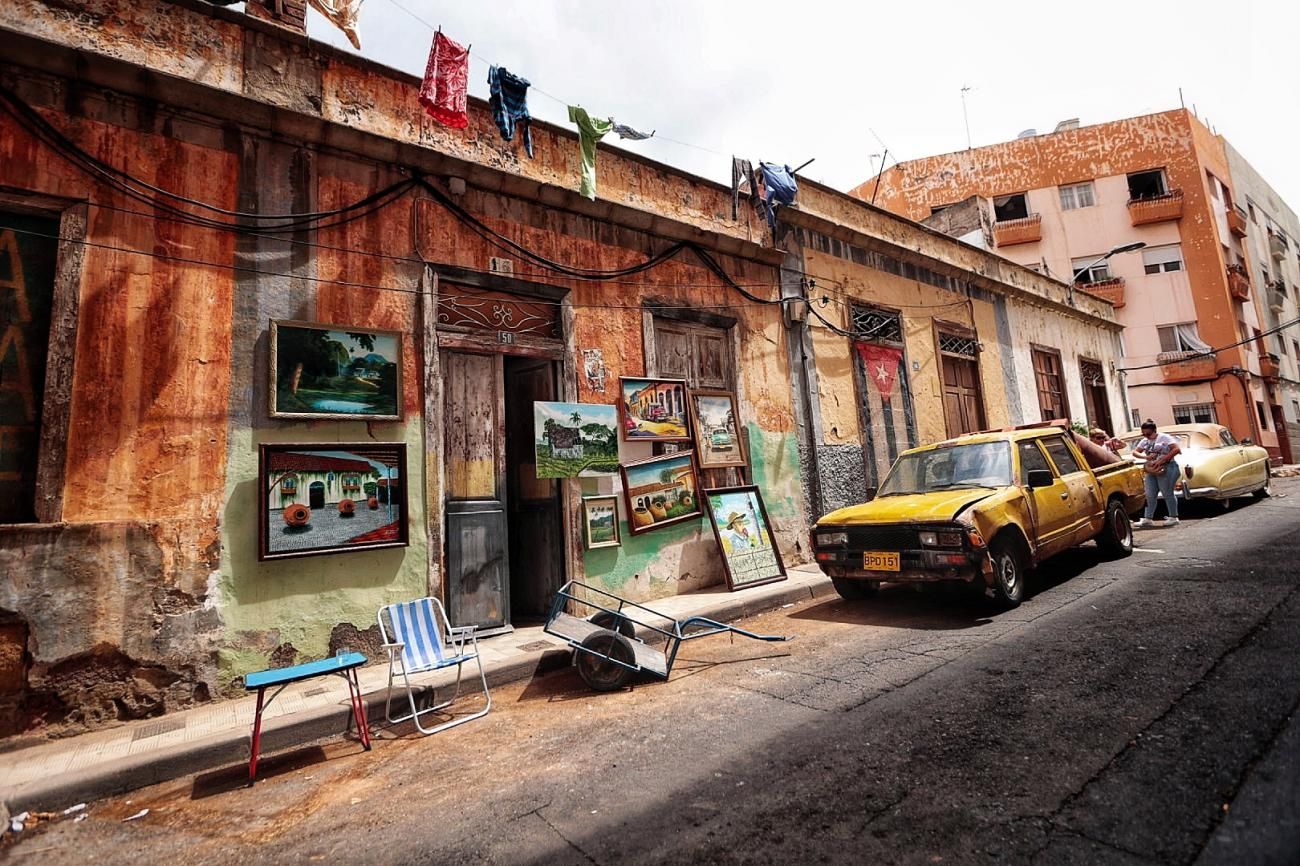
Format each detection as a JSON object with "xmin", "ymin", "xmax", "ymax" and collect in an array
[
  {"xmin": 1025, "ymin": 469, "xmax": 1054, "ymax": 489},
  {"xmin": 1241, "ymin": 437, "xmax": 1253, "ymax": 445},
  {"xmin": 864, "ymin": 486, "xmax": 878, "ymax": 501}
]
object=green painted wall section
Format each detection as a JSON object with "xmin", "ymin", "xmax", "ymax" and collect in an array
[
  {"xmin": 747, "ymin": 425, "xmax": 801, "ymax": 520},
  {"xmin": 581, "ymin": 519, "xmax": 703, "ymax": 595},
  {"xmin": 215, "ymin": 421, "xmax": 429, "ymax": 682}
]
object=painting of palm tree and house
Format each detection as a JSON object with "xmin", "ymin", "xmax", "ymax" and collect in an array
[{"xmin": 532, "ymin": 402, "xmax": 619, "ymax": 478}]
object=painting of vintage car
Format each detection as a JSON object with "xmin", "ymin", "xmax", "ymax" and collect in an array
[
  {"xmin": 689, "ymin": 389, "xmax": 747, "ymax": 469},
  {"xmin": 1119, "ymin": 423, "xmax": 1271, "ymax": 507}
]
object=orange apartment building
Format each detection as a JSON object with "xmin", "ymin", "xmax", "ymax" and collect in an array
[{"xmin": 857, "ymin": 110, "xmax": 1295, "ymax": 463}]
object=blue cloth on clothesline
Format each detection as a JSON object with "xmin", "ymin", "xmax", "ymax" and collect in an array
[
  {"xmin": 488, "ymin": 65, "xmax": 533, "ymax": 158},
  {"xmin": 759, "ymin": 162, "xmax": 798, "ymax": 231}
]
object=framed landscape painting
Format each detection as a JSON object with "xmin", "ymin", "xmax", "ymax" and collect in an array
[
  {"xmin": 258, "ymin": 443, "xmax": 408, "ymax": 561},
  {"xmin": 533, "ymin": 401, "xmax": 619, "ymax": 478},
  {"xmin": 620, "ymin": 451, "xmax": 703, "ymax": 535},
  {"xmin": 690, "ymin": 389, "xmax": 747, "ymax": 469},
  {"xmin": 270, "ymin": 320, "xmax": 403, "ymax": 421},
  {"xmin": 582, "ymin": 495, "xmax": 621, "ymax": 550},
  {"xmin": 619, "ymin": 377, "xmax": 691, "ymax": 442},
  {"xmin": 704, "ymin": 485, "xmax": 787, "ymax": 591}
]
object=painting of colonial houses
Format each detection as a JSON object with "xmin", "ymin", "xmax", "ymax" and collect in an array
[
  {"xmin": 620, "ymin": 451, "xmax": 703, "ymax": 534},
  {"xmin": 619, "ymin": 378, "xmax": 690, "ymax": 441},
  {"xmin": 258, "ymin": 444, "xmax": 409, "ymax": 560}
]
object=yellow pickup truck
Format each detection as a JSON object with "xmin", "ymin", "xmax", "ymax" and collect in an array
[{"xmin": 810, "ymin": 425, "xmax": 1146, "ymax": 607}]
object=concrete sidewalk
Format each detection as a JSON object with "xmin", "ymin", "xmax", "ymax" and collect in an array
[{"xmin": 0, "ymin": 567, "xmax": 833, "ymax": 813}]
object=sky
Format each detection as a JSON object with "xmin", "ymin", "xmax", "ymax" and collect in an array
[{"xmin": 304, "ymin": 0, "xmax": 1300, "ymax": 211}]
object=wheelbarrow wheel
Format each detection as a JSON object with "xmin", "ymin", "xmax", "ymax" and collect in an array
[
  {"xmin": 588, "ymin": 610, "xmax": 636, "ymax": 639},
  {"xmin": 576, "ymin": 629, "xmax": 636, "ymax": 692}
]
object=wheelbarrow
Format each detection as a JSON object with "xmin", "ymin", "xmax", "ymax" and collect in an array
[{"xmin": 543, "ymin": 580, "xmax": 791, "ymax": 692}]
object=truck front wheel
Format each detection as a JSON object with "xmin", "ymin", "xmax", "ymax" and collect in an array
[
  {"xmin": 832, "ymin": 577, "xmax": 880, "ymax": 601},
  {"xmin": 1096, "ymin": 499, "xmax": 1134, "ymax": 558},
  {"xmin": 988, "ymin": 539, "xmax": 1026, "ymax": 609}
]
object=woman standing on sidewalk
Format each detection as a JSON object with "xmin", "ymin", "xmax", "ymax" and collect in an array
[{"xmin": 1132, "ymin": 420, "xmax": 1183, "ymax": 527}]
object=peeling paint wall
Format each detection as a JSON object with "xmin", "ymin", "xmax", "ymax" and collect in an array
[{"xmin": 0, "ymin": 0, "xmax": 808, "ymax": 732}]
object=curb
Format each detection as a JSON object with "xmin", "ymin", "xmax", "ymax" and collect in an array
[{"xmin": 2, "ymin": 573, "xmax": 832, "ymax": 813}]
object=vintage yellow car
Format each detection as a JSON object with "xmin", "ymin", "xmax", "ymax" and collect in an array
[
  {"xmin": 1118, "ymin": 423, "xmax": 1272, "ymax": 507},
  {"xmin": 810, "ymin": 425, "xmax": 1146, "ymax": 608}
]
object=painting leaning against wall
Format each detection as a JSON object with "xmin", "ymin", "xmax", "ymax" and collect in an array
[
  {"xmin": 533, "ymin": 401, "xmax": 620, "ymax": 478},
  {"xmin": 704, "ymin": 485, "xmax": 787, "ymax": 591},
  {"xmin": 621, "ymin": 451, "xmax": 703, "ymax": 534},
  {"xmin": 258, "ymin": 443, "xmax": 409, "ymax": 560},
  {"xmin": 269, "ymin": 320, "xmax": 403, "ymax": 420}
]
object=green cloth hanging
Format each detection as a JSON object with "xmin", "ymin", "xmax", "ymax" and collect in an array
[{"xmin": 567, "ymin": 106, "xmax": 614, "ymax": 200}]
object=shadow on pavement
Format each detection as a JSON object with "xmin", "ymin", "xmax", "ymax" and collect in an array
[{"xmin": 190, "ymin": 745, "xmax": 330, "ymax": 799}]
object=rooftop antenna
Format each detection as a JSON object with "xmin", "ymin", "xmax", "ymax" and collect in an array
[{"xmin": 960, "ymin": 86, "xmax": 973, "ymax": 150}]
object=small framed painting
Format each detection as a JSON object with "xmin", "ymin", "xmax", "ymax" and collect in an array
[
  {"xmin": 619, "ymin": 377, "xmax": 692, "ymax": 442},
  {"xmin": 689, "ymin": 389, "xmax": 747, "ymax": 469},
  {"xmin": 582, "ymin": 495, "xmax": 622, "ymax": 550},
  {"xmin": 620, "ymin": 451, "xmax": 704, "ymax": 535},
  {"xmin": 258, "ymin": 443, "xmax": 409, "ymax": 561},
  {"xmin": 704, "ymin": 485, "xmax": 787, "ymax": 591},
  {"xmin": 269, "ymin": 320, "xmax": 403, "ymax": 421}
]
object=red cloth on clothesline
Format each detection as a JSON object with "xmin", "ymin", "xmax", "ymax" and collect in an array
[
  {"xmin": 419, "ymin": 31, "xmax": 470, "ymax": 129},
  {"xmin": 854, "ymin": 342, "xmax": 903, "ymax": 401}
]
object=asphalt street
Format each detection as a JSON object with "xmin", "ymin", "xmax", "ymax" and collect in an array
[{"xmin": 6, "ymin": 480, "xmax": 1299, "ymax": 866}]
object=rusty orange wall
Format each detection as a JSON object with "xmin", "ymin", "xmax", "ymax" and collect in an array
[{"xmin": 0, "ymin": 104, "xmax": 236, "ymax": 547}]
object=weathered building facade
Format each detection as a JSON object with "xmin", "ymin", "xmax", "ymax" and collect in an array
[
  {"xmin": 0, "ymin": 0, "xmax": 1125, "ymax": 736},
  {"xmin": 779, "ymin": 185, "xmax": 1124, "ymax": 514},
  {"xmin": 860, "ymin": 111, "xmax": 1292, "ymax": 460}
]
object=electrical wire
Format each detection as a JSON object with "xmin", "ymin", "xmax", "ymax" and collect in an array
[
  {"xmin": 0, "ymin": 223, "xmax": 796, "ymax": 313},
  {"xmin": 1118, "ymin": 315, "xmax": 1300, "ymax": 371}
]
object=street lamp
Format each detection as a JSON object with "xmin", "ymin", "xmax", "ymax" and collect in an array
[{"xmin": 1068, "ymin": 241, "xmax": 1147, "ymax": 305}]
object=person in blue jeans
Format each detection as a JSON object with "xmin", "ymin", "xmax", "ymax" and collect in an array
[{"xmin": 1131, "ymin": 420, "xmax": 1183, "ymax": 527}]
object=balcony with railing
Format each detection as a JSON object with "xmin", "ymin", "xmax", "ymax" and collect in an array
[
  {"xmin": 1269, "ymin": 230, "xmax": 1289, "ymax": 260},
  {"xmin": 1158, "ymin": 351, "xmax": 1217, "ymax": 384},
  {"xmin": 1269, "ymin": 282, "xmax": 1288, "ymax": 313},
  {"xmin": 1127, "ymin": 189, "xmax": 1184, "ymax": 225},
  {"xmin": 1260, "ymin": 352, "xmax": 1282, "ymax": 382},
  {"xmin": 1226, "ymin": 263, "xmax": 1251, "ymax": 301},
  {"xmin": 992, "ymin": 213, "xmax": 1042, "ymax": 246},
  {"xmin": 1078, "ymin": 277, "xmax": 1125, "ymax": 308},
  {"xmin": 1227, "ymin": 205, "xmax": 1248, "ymax": 237}
]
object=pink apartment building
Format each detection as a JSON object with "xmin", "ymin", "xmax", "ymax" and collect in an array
[{"xmin": 858, "ymin": 110, "xmax": 1295, "ymax": 463}]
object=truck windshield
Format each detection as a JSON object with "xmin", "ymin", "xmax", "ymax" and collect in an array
[{"xmin": 877, "ymin": 442, "xmax": 1012, "ymax": 496}]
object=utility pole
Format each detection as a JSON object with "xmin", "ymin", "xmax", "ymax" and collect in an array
[{"xmin": 960, "ymin": 86, "xmax": 973, "ymax": 150}]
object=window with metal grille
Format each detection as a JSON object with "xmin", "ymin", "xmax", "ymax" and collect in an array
[
  {"xmin": 851, "ymin": 306, "xmax": 903, "ymax": 344},
  {"xmin": 938, "ymin": 332, "xmax": 978, "ymax": 358},
  {"xmin": 1173, "ymin": 403, "xmax": 1216, "ymax": 424},
  {"xmin": 1079, "ymin": 359, "xmax": 1104, "ymax": 386}
]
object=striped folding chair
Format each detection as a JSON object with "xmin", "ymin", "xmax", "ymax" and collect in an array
[{"xmin": 377, "ymin": 597, "xmax": 491, "ymax": 735}]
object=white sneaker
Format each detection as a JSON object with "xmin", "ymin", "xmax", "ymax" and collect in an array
[
  {"xmin": 1133, "ymin": 518, "xmax": 1155, "ymax": 528},
  {"xmin": 1164, "ymin": 517, "xmax": 1179, "ymax": 527}
]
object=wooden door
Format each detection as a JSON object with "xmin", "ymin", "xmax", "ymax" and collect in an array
[
  {"xmin": 941, "ymin": 355, "xmax": 986, "ymax": 437},
  {"xmin": 443, "ymin": 352, "xmax": 510, "ymax": 631}
]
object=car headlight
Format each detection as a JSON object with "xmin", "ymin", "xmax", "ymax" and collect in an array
[
  {"xmin": 919, "ymin": 530, "xmax": 964, "ymax": 547},
  {"xmin": 816, "ymin": 530, "xmax": 848, "ymax": 546}
]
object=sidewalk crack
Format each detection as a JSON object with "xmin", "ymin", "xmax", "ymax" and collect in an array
[{"xmin": 536, "ymin": 807, "xmax": 601, "ymax": 865}]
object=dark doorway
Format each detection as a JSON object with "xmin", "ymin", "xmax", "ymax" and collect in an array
[
  {"xmin": 308, "ymin": 481, "xmax": 325, "ymax": 509},
  {"xmin": 503, "ymin": 356, "xmax": 565, "ymax": 621},
  {"xmin": 1080, "ymin": 359, "xmax": 1113, "ymax": 436},
  {"xmin": 1272, "ymin": 405, "xmax": 1294, "ymax": 464}
]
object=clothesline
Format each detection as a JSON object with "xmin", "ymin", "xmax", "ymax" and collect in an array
[{"xmin": 379, "ymin": 0, "xmax": 730, "ymax": 159}]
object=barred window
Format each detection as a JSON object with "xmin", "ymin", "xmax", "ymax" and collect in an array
[
  {"xmin": 851, "ymin": 306, "xmax": 903, "ymax": 344},
  {"xmin": 938, "ymin": 332, "xmax": 978, "ymax": 358}
]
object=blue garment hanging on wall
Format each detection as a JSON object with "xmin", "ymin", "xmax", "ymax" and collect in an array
[{"xmin": 759, "ymin": 163, "xmax": 798, "ymax": 231}]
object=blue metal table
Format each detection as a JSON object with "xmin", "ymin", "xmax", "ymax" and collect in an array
[{"xmin": 244, "ymin": 652, "xmax": 372, "ymax": 784}]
